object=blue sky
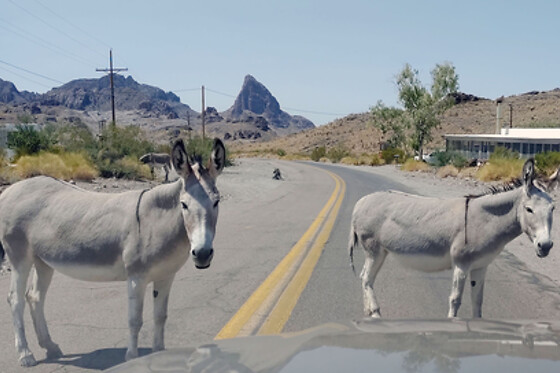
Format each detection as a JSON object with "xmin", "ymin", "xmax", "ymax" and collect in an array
[{"xmin": 1, "ymin": 0, "xmax": 559, "ymax": 126}]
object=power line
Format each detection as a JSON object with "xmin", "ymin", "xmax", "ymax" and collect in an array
[
  {"xmin": 0, "ymin": 59, "xmax": 64, "ymax": 84},
  {"xmin": 0, "ymin": 19, "xmax": 96, "ymax": 68},
  {"xmin": 7, "ymin": 0, "xmax": 106, "ymax": 59},
  {"xmin": 32, "ymin": 0, "xmax": 111, "ymax": 51},
  {"xmin": 0, "ymin": 65, "xmax": 53, "ymax": 89}
]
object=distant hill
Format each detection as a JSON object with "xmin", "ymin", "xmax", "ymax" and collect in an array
[
  {"xmin": 233, "ymin": 89, "xmax": 560, "ymax": 156},
  {"xmin": 0, "ymin": 74, "xmax": 315, "ymax": 143}
]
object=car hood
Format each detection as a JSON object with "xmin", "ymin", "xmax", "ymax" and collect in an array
[{"xmin": 105, "ymin": 319, "xmax": 560, "ymax": 373}]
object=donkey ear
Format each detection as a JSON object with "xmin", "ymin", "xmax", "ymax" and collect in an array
[
  {"xmin": 209, "ymin": 138, "xmax": 226, "ymax": 177},
  {"xmin": 171, "ymin": 139, "xmax": 192, "ymax": 176},
  {"xmin": 522, "ymin": 158, "xmax": 535, "ymax": 192},
  {"xmin": 541, "ymin": 167, "xmax": 560, "ymax": 192}
]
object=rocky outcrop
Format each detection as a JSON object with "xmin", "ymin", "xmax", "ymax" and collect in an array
[
  {"xmin": 223, "ymin": 75, "xmax": 314, "ymax": 134},
  {"xmin": 0, "ymin": 78, "xmax": 38, "ymax": 104}
]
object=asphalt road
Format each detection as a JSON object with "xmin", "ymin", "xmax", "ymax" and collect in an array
[{"xmin": 1, "ymin": 159, "xmax": 560, "ymax": 372}]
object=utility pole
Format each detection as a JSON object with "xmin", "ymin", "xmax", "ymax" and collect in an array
[
  {"xmin": 96, "ymin": 49, "xmax": 128, "ymax": 127},
  {"xmin": 201, "ymin": 85, "xmax": 206, "ymax": 139}
]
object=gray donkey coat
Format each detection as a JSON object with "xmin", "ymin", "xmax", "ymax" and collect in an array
[
  {"xmin": 349, "ymin": 159, "xmax": 557, "ymax": 319},
  {"xmin": 0, "ymin": 138, "xmax": 226, "ymax": 367}
]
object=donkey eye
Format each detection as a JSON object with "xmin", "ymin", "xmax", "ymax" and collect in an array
[
  {"xmin": 213, "ymin": 200, "xmax": 220, "ymax": 208},
  {"xmin": 181, "ymin": 202, "xmax": 188, "ymax": 210},
  {"xmin": 525, "ymin": 207, "xmax": 534, "ymax": 214}
]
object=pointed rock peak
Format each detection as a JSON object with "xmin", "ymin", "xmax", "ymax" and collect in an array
[{"xmin": 232, "ymin": 74, "xmax": 280, "ymax": 117}]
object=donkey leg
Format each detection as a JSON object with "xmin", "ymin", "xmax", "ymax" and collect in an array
[
  {"xmin": 7, "ymin": 259, "xmax": 36, "ymax": 366},
  {"xmin": 469, "ymin": 266, "xmax": 488, "ymax": 318},
  {"xmin": 125, "ymin": 276, "xmax": 147, "ymax": 361},
  {"xmin": 448, "ymin": 265, "xmax": 468, "ymax": 318},
  {"xmin": 360, "ymin": 250, "xmax": 387, "ymax": 318},
  {"xmin": 152, "ymin": 275, "xmax": 174, "ymax": 352},
  {"xmin": 26, "ymin": 258, "xmax": 62, "ymax": 359}
]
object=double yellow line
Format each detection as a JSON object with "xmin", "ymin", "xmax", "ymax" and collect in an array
[{"xmin": 215, "ymin": 169, "xmax": 346, "ymax": 339}]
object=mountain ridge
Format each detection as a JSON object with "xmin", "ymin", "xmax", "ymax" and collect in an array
[{"xmin": 0, "ymin": 74, "xmax": 315, "ymax": 141}]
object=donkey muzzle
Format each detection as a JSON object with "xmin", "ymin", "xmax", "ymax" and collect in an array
[
  {"xmin": 192, "ymin": 247, "xmax": 214, "ymax": 269},
  {"xmin": 537, "ymin": 241, "xmax": 553, "ymax": 258}
]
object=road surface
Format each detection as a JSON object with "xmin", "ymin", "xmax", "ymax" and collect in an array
[{"xmin": 1, "ymin": 159, "xmax": 559, "ymax": 372}]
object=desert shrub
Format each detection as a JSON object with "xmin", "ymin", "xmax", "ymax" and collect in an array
[
  {"xmin": 326, "ymin": 145, "xmax": 349, "ymax": 163},
  {"xmin": 14, "ymin": 151, "xmax": 98, "ymax": 181},
  {"xmin": 381, "ymin": 147, "xmax": 405, "ymax": 164},
  {"xmin": 56, "ymin": 124, "xmax": 99, "ymax": 157},
  {"xmin": 476, "ymin": 158, "xmax": 524, "ymax": 182},
  {"xmin": 0, "ymin": 149, "xmax": 17, "ymax": 184},
  {"xmin": 437, "ymin": 165, "xmax": 459, "ymax": 178},
  {"xmin": 401, "ymin": 159, "xmax": 430, "ymax": 172},
  {"xmin": 475, "ymin": 146, "xmax": 524, "ymax": 182},
  {"xmin": 276, "ymin": 148, "xmax": 286, "ymax": 157},
  {"xmin": 340, "ymin": 156, "xmax": 359, "ymax": 165},
  {"xmin": 535, "ymin": 151, "xmax": 560, "ymax": 175},
  {"xmin": 311, "ymin": 146, "xmax": 326, "ymax": 162},
  {"xmin": 430, "ymin": 150, "xmax": 468, "ymax": 168},
  {"xmin": 7, "ymin": 125, "xmax": 53, "ymax": 159},
  {"xmin": 184, "ymin": 135, "xmax": 232, "ymax": 167}
]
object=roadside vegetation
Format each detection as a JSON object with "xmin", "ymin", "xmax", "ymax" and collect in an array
[{"xmin": 1, "ymin": 123, "xmax": 230, "ymax": 183}]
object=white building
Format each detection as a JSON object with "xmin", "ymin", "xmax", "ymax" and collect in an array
[{"xmin": 445, "ymin": 128, "xmax": 560, "ymax": 160}]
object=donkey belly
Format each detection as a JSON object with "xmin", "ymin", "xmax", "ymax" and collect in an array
[
  {"xmin": 43, "ymin": 258, "xmax": 127, "ymax": 282},
  {"xmin": 391, "ymin": 251, "xmax": 452, "ymax": 272}
]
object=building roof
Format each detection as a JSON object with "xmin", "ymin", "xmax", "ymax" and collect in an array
[{"xmin": 446, "ymin": 128, "xmax": 560, "ymax": 141}]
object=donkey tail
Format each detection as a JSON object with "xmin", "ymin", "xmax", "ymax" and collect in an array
[{"xmin": 348, "ymin": 225, "xmax": 358, "ymax": 276}]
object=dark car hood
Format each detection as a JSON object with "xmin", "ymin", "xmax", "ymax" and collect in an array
[{"xmin": 105, "ymin": 319, "xmax": 560, "ymax": 373}]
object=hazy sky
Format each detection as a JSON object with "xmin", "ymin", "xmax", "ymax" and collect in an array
[{"xmin": 1, "ymin": 0, "xmax": 558, "ymax": 126}]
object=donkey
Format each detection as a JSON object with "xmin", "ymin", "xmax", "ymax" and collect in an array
[
  {"xmin": 139, "ymin": 153, "xmax": 173, "ymax": 182},
  {"xmin": 0, "ymin": 138, "xmax": 226, "ymax": 367},
  {"xmin": 349, "ymin": 159, "xmax": 557, "ymax": 319}
]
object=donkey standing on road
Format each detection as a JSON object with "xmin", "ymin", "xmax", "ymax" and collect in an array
[
  {"xmin": 0, "ymin": 138, "xmax": 226, "ymax": 367},
  {"xmin": 349, "ymin": 159, "xmax": 558, "ymax": 319},
  {"xmin": 139, "ymin": 152, "xmax": 173, "ymax": 182}
]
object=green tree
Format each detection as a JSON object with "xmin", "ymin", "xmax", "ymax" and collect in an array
[{"xmin": 371, "ymin": 62, "xmax": 459, "ymax": 158}]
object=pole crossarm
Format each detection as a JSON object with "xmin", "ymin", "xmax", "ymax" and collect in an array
[{"xmin": 96, "ymin": 49, "xmax": 128, "ymax": 126}]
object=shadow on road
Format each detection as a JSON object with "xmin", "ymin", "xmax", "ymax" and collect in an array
[{"xmin": 39, "ymin": 348, "xmax": 151, "ymax": 370}]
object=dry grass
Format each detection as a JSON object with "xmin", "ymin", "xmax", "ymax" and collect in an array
[
  {"xmin": 14, "ymin": 152, "xmax": 99, "ymax": 181},
  {"xmin": 401, "ymin": 159, "xmax": 431, "ymax": 172},
  {"xmin": 437, "ymin": 165, "xmax": 460, "ymax": 178},
  {"xmin": 476, "ymin": 159, "xmax": 524, "ymax": 182}
]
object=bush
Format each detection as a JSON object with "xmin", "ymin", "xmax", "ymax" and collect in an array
[
  {"xmin": 535, "ymin": 151, "xmax": 560, "ymax": 175},
  {"xmin": 381, "ymin": 148, "xmax": 405, "ymax": 164},
  {"xmin": 326, "ymin": 145, "xmax": 349, "ymax": 163},
  {"xmin": 311, "ymin": 146, "xmax": 326, "ymax": 162},
  {"xmin": 437, "ymin": 165, "xmax": 459, "ymax": 178},
  {"xmin": 14, "ymin": 151, "xmax": 98, "ymax": 181},
  {"xmin": 276, "ymin": 148, "xmax": 286, "ymax": 157},
  {"xmin": 7, "ymin": 125, "xmax": 53, "ymax": 159},
  {"xmin": 476, "ymin": 158, "xmax": 524, "ymax": 182},
  {"xmin": 430, "ymin": 151, "xmax": 468, "ymax": 168},
  {"xmin": 401, "ymin": 159, "xmax": 430, "ymax": 172}
]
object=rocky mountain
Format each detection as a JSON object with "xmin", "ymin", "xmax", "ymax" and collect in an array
[
  {"xmin": 0, "ymin": 78, "xmax": 38, "ymax": 104},
  {"xmin": 222, "ymin": 75, "xmax": 314, "ymax": 135},
  {"xmin": 39, "ymin": 74, "xmax": 194, "ymax": 120},
  {"xmin": 0, "ymin": 74, "xmax": 314, "ymax": 142}
]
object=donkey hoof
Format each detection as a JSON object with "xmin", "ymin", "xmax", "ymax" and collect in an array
[
  {"xmin": 19, "ymin": 352, "xmax": 37, "ymax": 367},
  {"xmin": 46, "ymin": 344, "xmax": 63, "ymax": 359},
  {"xmin": 125, "ymin": 349, "xmax": 138, "ymax": 361}
]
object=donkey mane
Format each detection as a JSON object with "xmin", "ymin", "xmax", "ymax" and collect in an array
[{"xmin": 466, "ymin": 179, "xmax": 523, "ymax": 199}]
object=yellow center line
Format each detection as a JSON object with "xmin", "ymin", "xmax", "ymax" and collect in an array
[
  {"xmin": 258, "ymin": 172, "xmax": 346, "ymax": 335},
  {"xmin": 215, "ymin": 168, "xmax": 344, "ymax": 340}
]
